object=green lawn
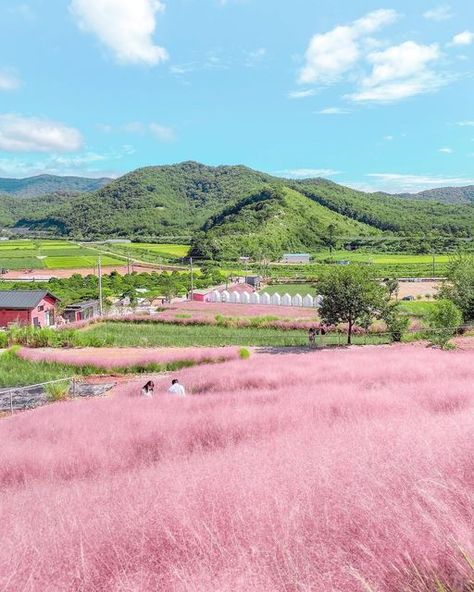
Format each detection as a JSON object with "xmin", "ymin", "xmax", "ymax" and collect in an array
[
  {"xmin": 260, "ymin": 283, "xmax": 316, "ymax": 296},
  {"xmin": 398, "ymin": 300, "xmax": 436, "ymax": 317},
  {"xmin": 80, "ymin": 322, "xmax": 389, "ymax": 348}
]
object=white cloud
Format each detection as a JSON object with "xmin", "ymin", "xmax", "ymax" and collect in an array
[
  {"xmin": 364, "ymin": 173, "xmax": 474, "ymax": 193},
  {"xmin": 0, "ymin": 114, "xmax": 83, "ymax": 153},
  {"xmin": 316, "ymin": 107, "xmax": 350, "ymax": 115},
  {"xmin": 123, "ymin": 121, "xmax": 146, "ymax": 134},
  {"xmin": 0, "ymin": 146, "xmax": 133, "ymax": 177},
  {"xmin": 438, "ymin": 147, "xmax": 453, "ymax": 153},
  {"xmin": 298, "ymin": 9, "xmax": 399, "ymax": 85},
  {"xmin": 70, "ymin": 0, "xmax": 168, "ymax": 65},
  {"xmin": 384, "ymin": 135, "xmax": 394, "ymax": 141},
  {"xmin": 423, "ymin": 5, "xmax": 454, "ymax": 21},
  {"xmin": 289, "ymin": 89, "xmax": 316, "ymax": 99},
  {"xmin": 349, "ymin": 41, "xmax": 445, "ymax": 103},
  {"xmin": 244, "ymin": 48, "xmax": 267, "ymax": 67},
  {"xmin": 276, "ymin": 168, "xmax": 341, "ymax": 179},
  {"xmin": 456, "ymin": 120, "xmax": 474, "ymax": 126},
  {"xmin": 0, "ymin": 70, "xmax": 21, "ymax": 91},
  {"xmin": 120, "ymin": 121, "xmax": 176, "ymax": 142},
  {"xmin": 149, "ymin": 123, "xmax": 175, "ymax": 142},
  {"xmin": 451, "ymin": 31, "xmax": 474, "ymax": 46}
]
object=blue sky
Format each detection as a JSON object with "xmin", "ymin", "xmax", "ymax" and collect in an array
[{"xmin": 0, "ymin": 0, "xmax": 473, "ymax": 193}]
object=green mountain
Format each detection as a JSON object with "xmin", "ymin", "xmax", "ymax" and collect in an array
[
  {"xmin": 296, "ymin": 179, "xmax": 474, "ymax": 236},
  {"xmin": 10, "ymin": 162, "xmax": 273, "ymax": 238},
  {"xmin": 401, "ymin": 185, "xmax": 474, "ymax": 205},
  {"xmin": 190, "ymin": 185, "xmax": 379, "ymax": 259},
  {"xmin": 0, "ymin": 174, "xmax": 111, "ymax": 197},
  {"xmin": 1, "ymin": 162, "xmax": 473, "ymax": 259}
]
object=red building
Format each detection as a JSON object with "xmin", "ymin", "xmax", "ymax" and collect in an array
[{"xmin": 0, "ymin": 290, "xmax": 60, "ymax": 328}]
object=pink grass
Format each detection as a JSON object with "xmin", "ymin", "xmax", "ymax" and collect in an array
[
  {"xmin": 0, "ymin": 344, "xmax": 473, "ymax": 591},
  {"xmin": 18, "ymin": 346, "xmax": 241, "ymax": 369}
]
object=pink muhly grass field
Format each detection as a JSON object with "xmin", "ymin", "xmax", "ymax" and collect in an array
[
  {"xmin": 0, "ymin": 344, "xmax": 473, "ymax": 591},
  {"xmin": 18, "ymin": 346, "xmax": 241, "ymax": 369}
]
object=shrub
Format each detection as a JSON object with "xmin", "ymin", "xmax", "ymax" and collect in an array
[
  {"xmin": 427, "ymin": 300, "xmax": 463, "ymax": 349},
  {"xmin": 0, "ymin": 331, "xmax": 7, "ymax": 348},
  {"xmin": 383, "ymin": 305, "xmax": 410, "ymax": 343},
  {"xmin": 45, "ymin": 381, "xmax": 70, "ymax": 402},
  {"xmin": 239, "ymin": 347, "xmax": 251, "ymax": 359}
]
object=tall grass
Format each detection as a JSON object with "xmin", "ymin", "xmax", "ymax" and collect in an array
[
  {"xmin": 79, "ymin": 321, "xmax": 389, "ymax": 347},
  {"xmin": 0, "ymin": 345, "xmax": 472, "ymax": 590},
  {"xmin": 0, "ymin": 347, "xmax": 242, "ymax": 388}
]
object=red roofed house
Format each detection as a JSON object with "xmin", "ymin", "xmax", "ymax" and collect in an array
[{"xmin": 0, "ymin": 290, "xmax": 60, "ymax": 328}]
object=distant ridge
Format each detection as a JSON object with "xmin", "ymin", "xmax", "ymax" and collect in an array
[
  {"xmin": 0, "ymin": 174, "xmax": 112, "ymax": 198},
  {"xmin": 0, "ymin": 162, "xmax": 472, "ymax": 258},
  {"xmin": 405, "ymin": 185, "xmax": 474, "ymax": 205}
]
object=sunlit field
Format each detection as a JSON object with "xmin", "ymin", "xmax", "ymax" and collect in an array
[
  {"xmin": 127, "ymin": 243, "xmax": 190, "ymax": 258},
  {"xmin": 0, "ymin": 345, "xmax": 472, "ymax": 591},
  {"xmin": 0, "ymin": 240, "xmax": 123, "ymax": 269}
]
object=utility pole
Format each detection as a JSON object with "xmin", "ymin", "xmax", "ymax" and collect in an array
[
  {"xmin": 98, "ymin": 255, "xmax": 103, "ymax": 316},
  {"xmin": 190, "ymin": 256, "xmax": 194, "ymax": 301}
]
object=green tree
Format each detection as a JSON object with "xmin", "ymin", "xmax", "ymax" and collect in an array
[
  {"xmin": 427, "ymin": 299, "xmax": 463, "ymax": 349},
  {"xmin": 382, "ymin": 302, "xmax": 409, "ymax": 342},
  {"xmin": 316, "ymin": 265, "xmax": 387, "ymax": 344},
  {"xmin": 438, "ymin": 254, "xmax": 474, "ymax": 321},
  {"xmin": 382, "ymin": 277, "xmax": 399, "ymax": 300},
  {"xmin": 324, "ymin": 223, "xmax": 338, "ymax": 254}
]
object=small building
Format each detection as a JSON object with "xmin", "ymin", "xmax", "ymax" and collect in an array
[
  {"xmin": 0, "ymin": 290, "xmax": 59, "ymax": 328},
  {"xmin": 282, "ymin": 253, "xmax": 311, "ymax": 264},
  {"xmin": 191, "ymin": 288, "xmax": 215, "ymax": 302},
  {"xmin": 63, "ymin": 300, "xmax": 100, "ymax": 323},
  {"xmin": 245, "ymin": 275, "xmax": 262, "ymax": 289}
]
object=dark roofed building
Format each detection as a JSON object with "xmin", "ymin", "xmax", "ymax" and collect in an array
[
  {"xmin": 63, "ymin": 300, "xmax": 99, "ymax": 323},
  {"xmin": 0, "ymin": 290, "xmax": 59, "ymax": 328}
]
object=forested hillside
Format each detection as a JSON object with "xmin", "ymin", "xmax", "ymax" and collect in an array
[
  {"xmin": 0, "ymin": 174, "xmax": 111, "ymax": 197},
  {"xmin": 190, "ymin": 186, "xmax": 379, "ymax": 259},
  {"xmin": 1, "ymin": 162, "xmax": 473, "ymax": 258},
  {"xmin": 404, "ymin": 185, "xmax": 474, "ymax": 205},
  {"xmin": 296, "ymin": 179, "xmax": 474, "ymax": 237}
]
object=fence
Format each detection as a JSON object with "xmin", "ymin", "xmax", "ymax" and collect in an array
[
  {"xmin": 209, "ymin": 290, "xmax": 323, "ymax": 308},
  {"xmin": 0, "ymin": 377, "xmax": 76, "ymax": 416}
]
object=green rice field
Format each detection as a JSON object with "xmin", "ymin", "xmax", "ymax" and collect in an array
[
  {"xmin": 260, "ymin": 283, "xmax": 317, "ymax": 296},
  {"xmin": 0, "ymin": 240, "xmax": 124, "ymax": 270},
  {"xmin": 128, "ymin": 243, "xmax": 190, "ymax": 258}
]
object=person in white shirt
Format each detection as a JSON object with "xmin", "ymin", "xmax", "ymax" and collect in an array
[{"xmin": 168, "ymin": 378, "xmax": 186, "ymax": 397}]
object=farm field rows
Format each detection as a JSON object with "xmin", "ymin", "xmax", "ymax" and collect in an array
[
  {"xmin": 126, "ymin": 243, "xmax": 190, "ymax": 258},
  {"xmin": 0, "ymin": 344, "xmax": 472, "ymax": 590},
  {"xmin": 0, "ymin": 240, "xmax": 124, "ymax": 269},
  {"xmin": 314, "ymin": 250, "xmax": 453, "ymax": 264}
]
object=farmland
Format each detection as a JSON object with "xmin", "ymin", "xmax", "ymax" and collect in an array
[
  {"xmin": 0, "ymin": 344, "xmax": 472, "ymax": 591},
  {"xmin": 127, "ymin": 242, "xmax": 190, "ymax": 258},
  {"xmin": 0, "ymin": 240, "xmax": 124, "ymax": 270}
]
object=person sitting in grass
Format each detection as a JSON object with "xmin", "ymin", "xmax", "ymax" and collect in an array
[
  {"xmin": 168, "ymin": 378, "xmax": 186, "ymax": 397},
  {"xmin": 141, "ymin": 380, "xmax": 155, "ymax": 398}
]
